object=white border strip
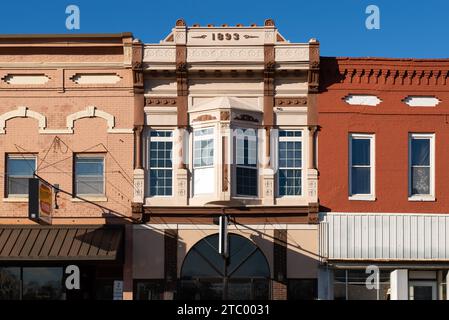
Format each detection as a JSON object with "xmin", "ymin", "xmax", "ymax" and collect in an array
[{"xmin": 135, "ymin": 224, "xmax": 318, "ymax": 230}]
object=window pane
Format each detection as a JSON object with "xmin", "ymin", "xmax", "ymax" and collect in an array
[
  {"xmin": 149, "ymin": 141, "xmax": 172, "ymax": 168},
  {"xmin": 0, "ymin": 267, "xmax": 21, "ymax": 300},
  {"xmin": 150, "ymin": 131, "xmax": 172, "ymax": 137},
  {"xmin": 236, "ymin": 167, "xmax": 257, "ymax": 196},
  {"xmin": 7, "ymin": 158, "xmax": 35, "ymax": 176},
  {"xmin": 76, "ymin": 177, "xmax": 104, "ymax": 195},
  {"xmin": 352, "ymin": 139, "xmax": 370, "ymax": 165},
  {"xmin": 22, "ymin": 267, "xmax": 63, "ymax": 300},
  {"xmin": 236, "ymin": 136, "xmax": 257, "ymax": 167},
  {"xmin": 149, "ymin": 169, "xmax": 172, "ymax": 196},
  {"xmin": 279, "ymin": 169, "xmax": 301, "ymax": 196},
  {"xmin": 351, "ymin": 167, "xmax": 371, "ymax": 194},
  {"xmin": 412, "ymin": 166, "xmax": 430, "ymax": 195},
  {"xmin": 75, "ymin": 158, "xmax": 103, "ymax": 175},
  {"xmin": 279, "ymin": 130, "xmax": 301, "ymax": 137},
  {"xmin": 279, "ymin": 141, "xmax": 301, "ymax": 168},
  {"xmin": 8, "ymin": 177, "xmax": 30, "ymax": 195},
  {"xmin": 75, "ymin": 157, "xmax": 104, "ymax": 195},
  {"xmin": 411, "ymin": 139, "xmax": 430, "ymax": 166},
  {"xmin": 194, "ymin": 138, "xmax": 214, "ymax": 168}
]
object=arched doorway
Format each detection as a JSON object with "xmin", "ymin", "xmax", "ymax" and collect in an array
[{"xmin": 179, "ymin": 233, "xmax": 270, "ymax": 300}]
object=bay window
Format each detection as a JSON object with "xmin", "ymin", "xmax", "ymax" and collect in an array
[
  {"xmin": 278, "ymin": 130, "xmax": 302, "ymax": 196},
  {"xmin": 148, "ymin": 130, "xmax": 173, "ymax": 196},
  {"xmin": 193, "ymin": 127, "xmax": 214, "ymax": 195}
]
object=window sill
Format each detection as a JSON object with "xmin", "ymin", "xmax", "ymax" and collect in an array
[
  {"xmin": 3, "ymin": 197, "xmax": 29, "ymax": 203},
  {"xmin": 348, "ymin": 195, "xmax": 376, "ymax": 201},
  {"xmin": 408, "ymin": 195, "xmax": 435, "ymax": 202},
  {"xmin": 71, "ymin": 196, "xmax": 108, "ymax": 202}
]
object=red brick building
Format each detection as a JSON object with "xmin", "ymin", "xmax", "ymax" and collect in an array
[{"xmin": 318, "ymin": 57, "xmax": 449, "ymax": 300}]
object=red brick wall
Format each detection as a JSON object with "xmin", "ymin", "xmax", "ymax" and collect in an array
[{"xmin": 318, "ymin": 57, "xmax": 449, "ymax": 213}]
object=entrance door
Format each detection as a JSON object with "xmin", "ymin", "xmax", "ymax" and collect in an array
[
  {"xmin": 409, "ymin": 281, "xmax": 437, "ymax": 300},
  {"xmin": 179, "ymin": 233, "xmax": 270, "ymax": 300}
]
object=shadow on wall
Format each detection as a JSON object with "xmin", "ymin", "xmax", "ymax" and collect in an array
[{"xmin": 319, "ymin": 57, "xmax": 344, "ymax": 93}]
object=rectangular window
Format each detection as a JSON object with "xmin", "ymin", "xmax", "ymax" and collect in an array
[
  {"xmin": 278, "ymin": 130, "xmax": 302, "ymax": 196},
  {"xmin": 235, "ymin": 128, "xmax": 258, "ymax": 196},
  {"xmin": 349, "ymin": 134, "xmax": 375, "ymax": 200},
  {"xmin": 334, "ymin": 269, "xmax": 390, "ymax": 300},
  {"xmin": 74, "ymin": 155, "xmax": 104, "ymax": 196},
  {"xmin": 193, "ymin": 127, "xmax": 214, "ymax": 195},
  {"xmin": 6, "ymin": 155, "xmax": 36, "ymax": 197},
  {"xmin": 148, "ymin": 130, "xmax": 173, "ymax": 196},
  {"xmin": 409, "ymin": 133, "xmax": 434, "ymax": 200}
]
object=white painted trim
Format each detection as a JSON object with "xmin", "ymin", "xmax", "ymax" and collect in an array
[
  {"xmin": 0, "ymin": 106, "xmax": 46, "ymax": 134},
  {"xmin": 348, "ymin": 133, "xmax": 375, "ymax": 200},
  {"xmin": 322, "ymin": 212, "xmax": 449, "ymax": 217},
  {"xmin": 408, "ymin": 133, "xmax": 435, "ymax": 201},
  {"xmin": 344, "ymin": 94, "xmax": 382, "ymax": 106},
  {"xmin": 403, "ymin": 96, "xmax": 441, "ymax": 107},
  {"xmin": 2, "ymin": 197, "xmax": 29, "ymax": 203},
  {"xmin": 134, "ymin": 223, "xmax": 318, "ymax": 230},
  {"xmin": 71, "ymin": 196, "xmax": 108, "ymax": 202},
  {"xmin": 0, "ymin": 106, "xmax": 132, "ymax": 135},
  {"xmin": 107, "ymin": 128, "xmax": 134, "ymax": 134}
]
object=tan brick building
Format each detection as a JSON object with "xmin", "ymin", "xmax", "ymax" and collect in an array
[{"xmin": 0, "ymin": 33, "xmax": 143, "ymax": 300}]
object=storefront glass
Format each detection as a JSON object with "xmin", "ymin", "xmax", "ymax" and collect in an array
[
  {"xmin": 0, "ymin": 267, "xmax": 21, "ymax": 300},
  {"xmin": 22, "ymin": 267, "xmax": 64, "ymax": 300},
  {"xmin": 334, "ymin": 269, "xmax": 390, "ymax": 300}
]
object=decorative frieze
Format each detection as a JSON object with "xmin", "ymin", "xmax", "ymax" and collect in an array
[
  {"xmin": 275, "ymin": 97, "xmax": 307, "ymax": 106},
  {"xmin": 145, "ymin": 97, "xmax": 177, "ymax": 106}
]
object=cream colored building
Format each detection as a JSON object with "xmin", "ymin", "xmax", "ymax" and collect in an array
[{"xmin": 131, "ymin": 19, "xmax": 321, "ymax": 300}]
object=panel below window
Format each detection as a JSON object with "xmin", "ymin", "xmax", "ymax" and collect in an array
[{"xmin": 194, "ymin": 167, "xmax": 214, "ymax": 195}]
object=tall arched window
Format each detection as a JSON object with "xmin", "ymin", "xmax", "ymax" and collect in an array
[{"xmin": 179, "ymin": 233, "xmax": 270, "ymax": 300}]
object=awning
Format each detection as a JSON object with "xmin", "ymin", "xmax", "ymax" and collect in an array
[{"xmin": 0, "ymin": 225, "xmax": 123, "ymax": 261}]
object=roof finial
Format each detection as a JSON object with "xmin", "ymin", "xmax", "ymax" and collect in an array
[{"xmin": 176, "ymin": 19, "xmax": 186, "ymax": 27}]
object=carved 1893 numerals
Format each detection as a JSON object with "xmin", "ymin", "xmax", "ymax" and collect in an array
[{"xmin": 212, "ymin": 33, "xmax": 240, "ymax": 41}]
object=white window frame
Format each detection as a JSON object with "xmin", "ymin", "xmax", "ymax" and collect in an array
[
  {"xmin": 277, "ymin": 129, "xmax": 303, "ymax": 197},
  {"xmin": 74, "ymin": 154, "xmax": 105, "ymax": 197},
  {"xmin": 408, "ymin": 133, "xmax": 435, "ymax": 201},
  {"xmin": 192, "ymin": 127, "xmax": 215, "ymax": 195},
  {"xmin": 348, "ymin": 133, "xmax": 375, "ymax": 201},
  {"xmin": 147, "ymin": 130, "xmax": 174, "ymax": 197},
  {"xmin": 233, "ymin": 127, "xmax": 258, "ymax": 198},
  {"xmin": 5, "ymin": 154, "xmax": 36, "ymax": 198}
]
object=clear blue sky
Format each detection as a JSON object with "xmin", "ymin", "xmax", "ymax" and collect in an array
[{"xmin": 0, "ymin": 0, "xmax": 448, "ymax": 58}]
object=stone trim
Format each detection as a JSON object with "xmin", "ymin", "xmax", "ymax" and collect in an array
[
  {"xmin": 0, "ymin": 106, "xmax": 132, "ymax": 135},
  {"xmin": 0, "ymin": 106, "xmax": 46, "ymax": 134}
]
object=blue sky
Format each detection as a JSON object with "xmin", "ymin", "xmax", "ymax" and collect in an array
[{"xmin": 0, "ymin": 0, "xmax": 448, "ymax": 58}]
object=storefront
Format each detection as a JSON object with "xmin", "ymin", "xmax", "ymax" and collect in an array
[
  {"xmin": 319, "ymin": 213, "xmax": 449, "ymax": 300},
  {"xmin": 132, "ymin": 222, "xmax": 320, "ymax": 300},
  {"xmin": 0, "ymin": 225, "xmax": 124, "ymax": 300}
]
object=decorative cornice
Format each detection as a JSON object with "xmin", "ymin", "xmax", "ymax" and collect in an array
[{"xmin": 321, "ymin": 57, "xmax": 449, "ymax": 88}]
